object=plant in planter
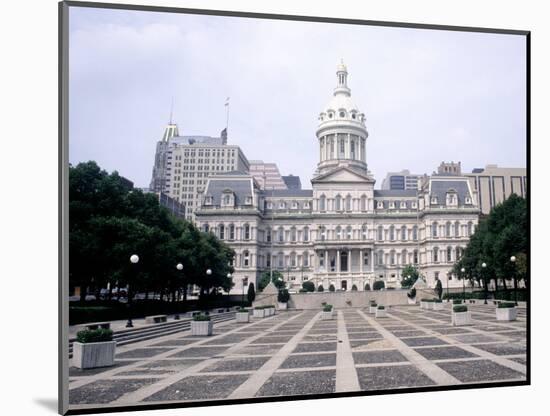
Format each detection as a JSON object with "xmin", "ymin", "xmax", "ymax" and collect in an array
[
  {"xmin": 235, "ymin": 307, "xmax": 250, "ymax": 323},
  {"xmin": 496, "ymin": 302, "xmax": 517, "ymax": 321},
  {"xmin": 321, "ymin": 304, "xmax": 334, "ymax": 320},
  {"xmin": 253, "ymin": 306, "xmax": 266, "ymax": 319},
  {"xmin": 433, "ymin": 298, "xmax": 443, "ymax": 310},
  {"xmin": 407, "ymin": 288, "xmax": 417, "ymax": 304},
  {"xmin": 451, "ymin": 304, "xmax": 471, "ymax": 326},
  {"xmin": 268, "ymin": 304, "xmax": 276, "ymax": 315},
  {"xmin": 369, "ymin": 302, "xmax": 378, "ymax": 314},
  {"xmin": 452, "ymin": 299, "xmax": 463, "ymax": 305},
  {"xmin": 375, "ymin": 305, "xmax": 387, "ymax": 318},
  {"xmin": 278, "ymin": 289, "xmax": 290, "ymax": 310},
  {"xmin": 191, "ymin": 313, "xmax": 213, "ymax": 336},
  {"xmin": 73, "ymin": 328, "xmax": 116, "ymax": 369}
]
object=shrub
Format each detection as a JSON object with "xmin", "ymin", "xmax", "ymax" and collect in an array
[
  {"xmin": 247, "ymin": 283, "xmax": 256, "ymax": 304},
  {"xmin": 321, "ymin": 302, "xmax": 327, "ymax": 306},
  {"xmin": 299, "ymin": 288, "xmax": 307, "ymax": 293},
  {"xmin": 76, "ymin": 328, "xmax": 113, "ymax": 343},
  {"xmin": 386, "ymin": 287, "xmax": 395, "ymax": 290},
  {"xmin": 302, "ymin": 281, "xmax": 315, "ymax": 292},
  {"xmin": 323, "ymin": 304, "xmax": 333, "ymax": 312},
  {"xmin": 407, "ymin": 288, "xmax": 417, "ymax": 299},
  {"xmin": 278, "ymin": 289, "xmax": 290, "ymax": 303},
  {"xmin": 497, "ymin": 302, "xmax": 516, "ymax": 308},
  {"xmin": 452, "ymin": 299, "xmax": 463, "ymax": 305},
  {"xmin": 329, "ymin": 284, "xmax": 336, "ymax": 292},
  {"xmin": 434, "ymin": 299, "xmax": 442, "ymax": 303},
  {"xmin": 377, "ymin": 305, "xmax": 385, "ymax": 310},
  {"xmin": 237, "ymin": 308, "xmax": 249, "ymax": 313},
  {"xmin": 317, "ymin": 284, "xmax": 324, "ymax": 292},
  {"xmin": 364, "ymin": 283, "xmax": 371, "ymax": 291},
  {"xmin": 453, "ymin": 305, "xmax": 468, "ymax": 313},
  {"xmin": 351, "ymin": 284, "xmax": 358, "ymax": 291},
  {"xmin": 193, "ymin": 313, "xmax": 211, "ymax": 321},
  {"xmin": 373, "ymin": 280, "xmax": 385, "ymax": 291},
  {"xmin": 369, "ymin": 299, "xmax": 376, "ymax": 305},
  {"xmin": 370, "ymin": 302, "xmax": 378, "ymax": 307}
]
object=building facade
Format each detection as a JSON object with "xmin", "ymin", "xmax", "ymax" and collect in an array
[
  {"xmin": 465, "ymin": 164, "xmax": 527, "ymax": 215},
  {"xmin": 381, "ymin": 170, "xmax": 424, "ymax": 190},
  {"xmin": 249, "ymin": 160, "xmax": 288, "ymax": 190},
  {"xmin": 195, "ymin": 63, "xmax": 480, "ymax": 294}
]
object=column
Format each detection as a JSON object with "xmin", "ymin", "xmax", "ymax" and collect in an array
[
  {"xmin": 348, "ymin": 249, "xmax": 351, "ymax": 273},
  {"xmin": 360, "ymin": 249, "xmax": 363, "ymax": 273},
  {"xmin": 325, "ymin": 249, "xmax": 328, "ymax": 272},
  {"xmin": 337, "ymin": 250, "xmax": 341, "ymax": 273},
  {"xmin": 371, "ymin": 249, "xmax": 374, "ymax": 273}
]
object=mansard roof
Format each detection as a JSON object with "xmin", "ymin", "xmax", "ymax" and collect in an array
[
  {"xmin": 262, "ymin": 189, "xmax": 313, "ymax": 198},
  {"xmin": 205, "ymin": 178, "xmax": 253, "ymax": 206},
  {"xmin": 429, "ymin": 179, "xmax": 473, "ymax": 205},
  {"xmin": 374, "ymin": 189, "xmax": 417, "ymax": 198}
]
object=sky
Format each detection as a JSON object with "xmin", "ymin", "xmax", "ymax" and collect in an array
[{"xmin": 68, "ymin": 6, "xmax": 527, "ymax": 189}]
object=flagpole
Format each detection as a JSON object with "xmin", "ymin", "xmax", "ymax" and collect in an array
[{"xmin": 225, "ymin": 97, "xmax": 230, "ymax": 131}]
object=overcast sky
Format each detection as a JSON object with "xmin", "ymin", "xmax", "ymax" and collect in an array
[{"xmin": 69, "ymin": 6, "xmax": 527, "ymax": 189}]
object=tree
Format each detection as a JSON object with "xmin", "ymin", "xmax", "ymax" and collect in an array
[
  {"xmin": 317, "ymin": 284, "xmax": 324, "ymax": 292},
  {"xmin": 329, "ymin": 284, "xmax": 335, "ymax": 292},
  {"xmin": 258, "ymin": 270, "xmax": 285, "ymax": 292},
  {"xmin": 302, "ymin": 281, "xmax": 315, "ymax": 292},
  {"xmin": 247, "ymin": 283, "xmax": 256, "ymax": 303},
  {"xmin": 400, "ymin": 265, "xmax": 422, "ymax": 289},
  {"xmin": 373, "ymin": 280, "xmax": 385, "ymax": 291},
  {"xmin": 434, "ymin": 278, "xmax": 443, "ymax": 300}
]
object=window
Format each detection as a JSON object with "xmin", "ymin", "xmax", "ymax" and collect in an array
[
  {"xmin": 377, "ymin": 250, "xmax": 384, "ymax": 266},
  {"xmin": 290, "ymin": 227, "xmax": 297, "ymax": 242},
  {"xmin": 351, "ymin": 141, "xmax": 355, "ymax": 159},
  {"xmin": 279, "ymin": 201, "xmax": 286, "ymax": 209},
  {"xmin": 303, "ymin": 251, "xmax": 309, "ymax": 267},
  {"xmin": 345, "ymin": 194, "xmax": 352, "ymax": 211},
  {"xmin": 290, "ymin": 252, "xmax": 296, "ymax": 267},
  {"xmin": 401, "ymin": 226, "xmax": 407, "ymax": 241},
  {"xmin": 266, "ymin": 228, "xmax": 271, "ymax": 242},
  {"xmin": 433, "ymin": 247, "xmax": 439, "ymax": 263},
  {"xmin": 377, "ymin": 226, "xmax": 384, "ymax": 241},
  {"xmin": 401, "ymin": 249, "xmax": 408, "ymax": 265},
  {"xmin": 219, "ymin": 224, "xmax": 225, "ymax": 240},
  {"xmin": 335, "ymin": 195, "xmax": 342, "ymax": 211},
  {"xmin": 229, "ymin": 224, "xmax": 235, "ymax": 240},
  {"xmin": 346, "ymin": 226, "xmax": 352, "ymax": 240},
  {"xmin": 303, "ymin": 227, "xmax": 309, "ymax": 242},
  {"xmin": 278, "ymin": 227, "xmax": 284, "ymax": 242},
  {"xmin": 412, "ymin": 225, "xmax": 418, "ymax": 241},
  {"xmin": 202, "ymin": 224, "xmax": 209, "ymax": 233},
  {"xmin": 390, "ymin": 251, "xmax": 396, "ymax": 265},
  {"xmin": 447, "ymin": 246, "xmax": 452, "ymax": 262},
  {"xmin": 319, "ymin": 252, "xmax": 325, "ymax": 268},
  {"xmin": 360, "ymin": 195, "xmax": 367, "ymax": 211},
  {"xmin": 319, "ymin": 195, "xmax": 326, "ymax": 211},
  {"xmin": 446, "ymin": 222, "xmax": 451, "ymax": 237},
  {"xmin": 243, "ymin": 251, "xmax": 250, "ymax": 267},
  {"xmin": 467, "ymin": 222, "xmax": 473, "ymax": 236},
  {"xmin": 413, "ymin": 249, "xmax": 419, "ymax": 264},
  {"xmin": 292, "ymin": 201, "xmax": 298, "ymax": 209},
  {"xmin": 454, "ymin": 221, "xmax": 460, "ymax": 237},
  {"xmin": 377, "ymin": 201, "xmax": 384, "ymax": 209},
  {"xmin": 361, "ymin": 225, "xmax": 368, "ymax": 240},
  {"xmin": 432, "ymin": 222, "xmax": 438, "ymax": 238},
  {"xmin": 389, "ymin": 201, "xmax": 395, "ymax": 209},
  {"xmin": 431, "ymin": 196, "xmax": 438, "ymax": 204},
  {"xmin": 244, "ymin": 224, "xmax": 250, "ymax": 240},
  {"xmin": 277, "ymin": 252, "xmax": 284, "ymax": 268},
  {"xmin": 400, "ymin": 201, "xmax": 407, "ymax": 209},
  {"xmin": 245, "ymin": 196, "xmax": 252, "ymax": 205},
  {"xmin": 339, "ymin": 111, "xmax": 346, "ymax": 118},
  {"xmin": 363, "ymin": 252, "xmax": 369, "ymax": 266},
  {"xmin": 389, "ymin": 226, "xmax": 395, "ymax": 241},
  {"xmin": 319, "ymin": 226, "xmax": 326, "ymax": 241},
  {"xmin": 266, "ymin": 253, "xmax": 271, "ymax": 268},
  {"xmin": 336, "ymin": 226, "xmax": 342, "ymax": 240}
]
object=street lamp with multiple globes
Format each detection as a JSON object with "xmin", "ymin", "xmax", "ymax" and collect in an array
[
  {"xmin": 461, "ymin": 267, "xmax": 466, "ymax": 303},
  {"xmin": 510, "ymin": 255, "xmax": 518, "ymax": 306},
  {"xmin": 175, "ymin": 263, "xmax": 183, "ymax": 320},
  {"xmin": 127, "ymin": 254, "xmax": 139, "ymax": 328},
  {"xmin": 481, "ymin": 262, "xmax": 488, "ymax": 304}
]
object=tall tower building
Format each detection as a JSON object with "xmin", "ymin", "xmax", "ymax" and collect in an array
[{"xmin": 149, "ymin": 122, "xmax": 179, "ymax": 193}]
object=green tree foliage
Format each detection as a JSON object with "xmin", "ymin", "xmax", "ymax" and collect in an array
[
  {"xmin": 400, "ymin": 265, "xmax": 423, "ymax": 289},
  {"xmin": 453, "ymin": 194, "xmax": 527, "ymax": 289},
  {"xmin": 69, "ymin": 161, "xmax": 235, "ymax": 301},
  {"xmin": 302, "ymin": 281, "xmax": 315, "ymax": 292},
  {"xmin": 247, "ymin": 283, "xmax": 256, "ymax": 303},
  {"xmin": 258, "ymin": 270, "xmax": 285, "ymax": 291},
  {"xmin": 373, "ymin": 280, "xmax": 385, "ymax": 291}
]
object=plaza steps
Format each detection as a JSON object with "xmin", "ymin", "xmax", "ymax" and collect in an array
[{"xmin": 68, "ymin": 311, "xmax": 236, "ymax": 359}]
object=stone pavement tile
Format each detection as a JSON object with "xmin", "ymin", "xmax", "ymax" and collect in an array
[
  {"xmin": 201, "ymin": 335, "xmax": 253, "ymax": 346},
  {"xmin": 436, "ymin": 359, "xmax": 525, "ymax": 382},
  {"xmin": 169, "ymin": 346, "xmax": 229, "ymax": 358},
  {"xmin": 449, "ymin": 334, "xmax": 502, "ymax": 344},
  {"xmin": 413, "ymin": 346, "xmax": 480, "ymax": 360},
  {"xmin": 293, "ymin": 342, "xmax": 337, "ymax": 353},
  {"xmin": 69, "ymin": 361, "xmax": 139, "ymax": 377},
  {"xmin": 507, "ymin": 357, "xmax": 527, "ymax": 365},
  {"xmin": 471, "ymin": 325, "xmax": 513, "ymax": 332},
  {"xmin": 250, "ymin": 335, "xmax": 294, "ymax": 344},
  {"xmin": 229, "ymin": 344, "xmax": 283, "ymax": 356},
  {"xmin": 401, "ymin": 337, "xmax": 449, "ymax": 347},
  {"xmin": 138, "ymin": 359, "xmax": 203, "ymax": 370},
  {"xmin": 150, "ymin": 339, "xmax": 199, "ymax": 347},
  {"xmin": 304, "ymin": 334, "xmax": 337, "ymax": 342},
  {"xmin": 352, "ymin": 350, "xmax": 408, "ymax": 364},
  {"xmin": 350, "ymin": 339, "xmax": 392, "ymax": 350},
  {"xmin": 117, "ymin": 369, "xmax": 174, "ymax": 376},
  {"xmin": 472, "ymin": 343, "xmax": 526, "ymax": 356},
  {"xmin": 70, "ymin": 379, "xmax": 158, "ymax": 404},
  {"xmin": 356, "ymin": 365, "xmax": 436, "ymax": 390},
  {"xmin": 143, "ymin": 374, "xmax": 250, "ymax": 402},
  {"xmin": 256, "ymin": 370, "xmax": 336, "ymax": 397},
  {"xmin": 347, "ymin": 332, "xmax": 383, "ymax": 340},
  {"xmin": 389, "ymin": 330, "xmax": 428, "ymax": 338},
  {"xmin": 280, "ymin": 353, "xmax": 336, "ymax": 369},
  {"xmin": 200, "ymin": 356, "xmax": 270, "ymax": 373},
  {"xmin": 116, "ymin": 348, "xmax": 174, "ymax": 359},
  {"xmin": 432, "ymin": 328, "xmax": 473, "ymax": 335}
]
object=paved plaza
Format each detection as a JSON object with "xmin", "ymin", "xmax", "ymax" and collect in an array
[{"xmin": 68, "ymin": 304, "xmax": 527, "ymax": 410}]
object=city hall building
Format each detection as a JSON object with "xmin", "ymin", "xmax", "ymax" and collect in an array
[{"xmin": 194, "ymin": 63, "xmax": 480, "ymax": 294}]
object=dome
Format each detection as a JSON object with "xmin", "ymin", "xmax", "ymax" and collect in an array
[{"xmin": 323, "ymin": 94, "xmax": 360, "ymax": 114}]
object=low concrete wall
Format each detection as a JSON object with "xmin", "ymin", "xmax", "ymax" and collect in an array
[{"xmin": 287, "ymin": 290, "xmax": 410, "ymax": 310}]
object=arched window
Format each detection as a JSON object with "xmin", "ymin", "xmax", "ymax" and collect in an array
[
  {"xmin": 277, "ymin": 252, "xmax": 284, "ymax": 268},
  {"xmin": 432, "ymin": 222, "xmax": 438, "ymax": 238},
  {"xmin": 319, "ymin": 194, "xmax": 326, "ymax": 211},
  {"xmin": 319, "ymin": 226, "xmax": 326, "ymax": 241},
  {"xmin": 279, "ymin": 201, "xmax": 286, "ymax": 209},
  {"xmin": 389, "ymin": 225, "xmax": 395, "ymax": 241},
  {"xmin": 243, "ymin": 250, "xmax": 250, "ymax": 267},
  {"xmin": 361, "ymin": 224, "xmax": 368, "ymax": 240},
  {"xmin": 278, "ymin": 227, "xmax": 284, "ymax": 242},
  {"xmin": 401, "ymin": 226, "xmax": 407, "ymax": 241},
  {"xmin": 336, "ymin": 226, "xmax": 342, "ymax": 240},
  {"xmin": 377, "ymin": 226, "xmax": 384, "ymax": 241},
  {"xmin": 446, "ymin": 222, "xmax": 451, "ymax": 237},
  {"xmin": 219, "ymin": 224, "xmax": 225, "ymax": 240},
  {"xmin": 290, "ymin": 227, "xmax": 297, "ymax": 242},
  {"xmin": 266, "ymin": 227, "xmax": 271, "ymax": 242},
  {"xmin": 413, "ymin": 249, "xmax": 419, "ymax": 264},
  {"xmin": 412, "ymin": 225, "xmax": 418, "ymax": 241},
  {"xmin": 335, "ymin": 195, "xmax": 342, "ymax": 211},
  {"xmin": 401, "ymin": 249, "xmax": 408, "ymax": 265},
  {"xmin": 202, "ymin": 224, "xmax": 209, "ymax": 233},
  {"xmin": 467, "ymin": 221, "xmax": 473, "ymax": 236},
  {"xmin": 303, "ymin": 251, "xmax": 309, "ymax": 267},
  {"xmin": 303, "ymin": 226, "xmax": 309, "ymax": 242},
  {"xmin": 377, "ymin": 250, "xmax": 384, "ymax": 265},
  {"xmin": 390, "ymin": 250, "xmax": 396, "ymax": 265},
  {"xmin": 290, "ymin": 252, "xmax": 296, "ymax": 267},
  {"xmin": 346, "ymin": 226, "xmax": 352, "ymax": 240},
  {"xmin": 363, "ymin": 251, "xmax": 369, "ymax": 266},
  {"xmin": 351, "ymin": 141, "xmax": 356, "ymax": 159},
  {"xmin": 345, "ymin": 194, "xmax": 352, "ymax": 211},
  {"xmin": 433, "ymin": 247, "xmax": 439, "ymax": 263},
  {"xmin": 454, "ymin": 221, "xmax": 460, "ymax": 237},
  {"xmin": 447, "ymin": 246, "xmax": 452, "ymax": 262},
  {"xmin": 360, "ymin": 195, "xmax": 367, "ymax": 211},
  {"xmin": 229, "ymin": 224, "xmax": 235, "ymax": 240}
]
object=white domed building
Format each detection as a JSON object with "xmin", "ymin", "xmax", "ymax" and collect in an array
[{"xmin": 195, "ymin": 62, "xmax": 480, "ymax": 294}]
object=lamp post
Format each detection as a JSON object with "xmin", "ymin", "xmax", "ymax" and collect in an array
[
  {"xmin": 481, "ymin": 262, "xmax": 488, "ymax": 304},
  {"xmin": 461, "ymin": 267, "xmax": 466, "ymax": 303},
  {"xmin": 127, "ymin": 254, "xmax": 139, "ymax": 328},
  {"xmin": 510, "ymin": 256, "xmax": 518, "ymax": 306},
  {"xmin": 446, "ymin": 271, "xmax": 450, "ymax": 300},
  {"xmin": 175, "ymin": 263, "xmax": 183, "ymax": 320}
]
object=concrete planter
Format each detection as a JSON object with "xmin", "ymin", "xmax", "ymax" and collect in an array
[
  {"xmin": 375, "ymin": 308, "xmax": 387, "ymax": 318},
  {"xmin": 277, "ymin": 302, "xmax": 288, "ymax": 310},
  {"xmin": 269, "ymin": 307, "xmax": 276, "ymax": 316},
  {"xmin": 369, "ymin": 306, "xmax": 378, "ymax": 313},
  {"xmin": 433, "ymin": 302, "xmax": 443, "ymax": 310},
  {"xmin": 191, "ymin": 320, "xmax": 213, "ymax": 336},
  {"xmin": 420, "ymin": 301, "xmax": 427, "ymax": 309},
  {"xmin": 452, "ymin": 311, "xmax": 471, "ymax": 326},
  {"xmin": 407, "ymin": 297, "xmax": 416, "ymax": 305},
  {"xmin": 236, "ymin": 311, "xmax": 250, "ymax": 323},
  {"xmin": 72, "ymin": 341, "xmax": 116, "ymax": 369},
  {"xmin": 253, "ymin": 308, "xmax": 266, "ymax": 318},
  {"xmin": 496, "ymin": 307, "xmax": 517, "ymax": 321},
  {"xmin": 321, "ymin": 311, "xmax": 334, "ymax": 320}
]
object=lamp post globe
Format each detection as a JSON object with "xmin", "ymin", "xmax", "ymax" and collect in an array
[
  {"xmin": 460, "ymin": 267, "xmax": 466, "ymax": 302},
  {"xmin": 510, "ymin": 256, "xmax": 518, "ymax": 305},
  {"xmin": 481, "ymin": 262, "xmax": 488, "ymax": 304},
  {"xmin": 510, "ymin": 256, "xmax": 516, "ymax": 263},
  {"xmin": 206, "ymin": 269, "xmax": 212, "ymax": 276},
  {"xmin": 176, "ymin": 263, "xmax": 183, "ymax": 271},
  {"xmin": 127, "ymin": 254, "xmax": 139, "ymax": 328},
  {"xmin": 174, "ymin": 263, "xmax": 184, "ymax": 320},
  {"xmin": 130, "ymin": 254, "xmax": 139, "ymax": 264}
]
